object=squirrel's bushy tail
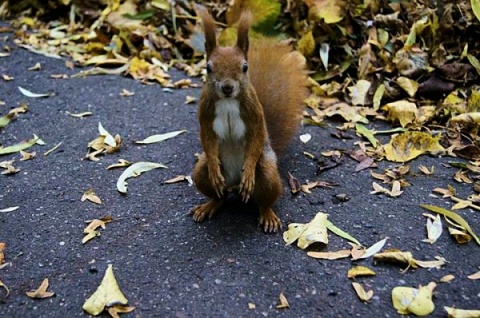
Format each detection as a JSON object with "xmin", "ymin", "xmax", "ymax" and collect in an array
[{"xmin": 248, "ymin": 39, "xmax": 308, "ymax": 154}]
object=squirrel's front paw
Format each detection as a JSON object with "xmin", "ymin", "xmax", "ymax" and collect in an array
[
  {"xmin": 239, "ymin": 169, "xmax": 255, "ymax": 202},
  {"xmin": 208, "ymin": 164, "xmax": 225, "ymax": 198}
]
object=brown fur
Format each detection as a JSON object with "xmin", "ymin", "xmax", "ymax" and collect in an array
[{"xmin": 192, "ymin": 7, "xmax": 308, "ymax": 232}]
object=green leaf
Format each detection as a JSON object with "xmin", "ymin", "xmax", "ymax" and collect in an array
[
  {"xmin": 472, "ymin": 0, "xmax": 480, "ymax": 22},
  {"xmin": 122, "ymin": 10, "xmax": 155, "ymax": 20},
  {"xmin": 326, "ymin": 220, "xmax": 362, "ymax": 246},
  {"xmin": 420, "ymin": 204, "xmax": 480, "ymax": 246},
  {"xmin": 355, "ymin": 124, "xmax": 378, "ymax": 147},
  {"xmin": 0, "ymin": 135, "xmax": 40, "ymax": 155}
]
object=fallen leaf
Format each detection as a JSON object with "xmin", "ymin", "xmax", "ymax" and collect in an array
[
  {"xmin": 26, "ymin": 278, "xmax": 55, "ymax": 299},
  {"xmin": 83, "ymin": 264, "xmax": 129, "ymax": 316},
  {"xmin": 0, "ymin": 279, "xmax": 9, "ymax": 297},
  {"xmin": 117, "ymin": 162, "xmax": 167, "ymax": 194},
  {"xmin": 326, "ymin": 220, "xmax": 362, "ymax": 246},
  {"xmin": 164, "ymin": 175, "xmax": 193, "ymax": 185},
  {"xmin": 43, "ymin": 141, "xmax": 63, "ymax": 156},
  {"xmin": 352, "ymin": 282, "xmax": 373, "ymax": 302},
  {"xmin": 248, "ymin": 303, "xmax": 256, "ymax": 309},
  {"xmin": 185, "ymin": 95, "xmax": 197, "ymax": 104},
  {"xmin": 467, "ymin": 270, "xmax": 480, "ymax": 280},
  {"xmin": 2, "ymin": 74, "xmax": 14, "ymax": 81},
  {"xmin": 119, "ymin": 89, "xmax": 134, "ymax": 97},
  {"xmin": 299, "ymin": 133, "xmax": 312, "ymax": 143},
  {"xmin": 0, "ymin": 135, "xmax": 41, "ymax": 155},
  {"xmin": 0, "ymin": 206, "xmax": 19, "ymax": 213},
  {"xmin": 81, "ymin": 189, "xmax": 102, "ymax": 205},
  {"xmin": 371, "ymin": 181, "xmax": 403, "ymax": 197},
  {"xmin": 347, "ymin": 266, "xmax": 376, "ymax": 279},
  {"xmin": 18, "ymin": 86, "xmax": 53, "ymax": 98},
  {"xmin": 448, "ymin": 227, "xmax": 472, "ymax": 244},
  {"xmin": 423, "ymin": 213, "xmax": 443, "ymax": 244},
  {"xmin": 27, "ymin": 63, "xmax": 41, "ymax": 71},
  {"xmin": 307, "ymin": 249, "xmax": 351, "ymax": 260},
  {"xmin": 288, "ymin": 172, "xmax": 301, "ymax": 194},
  {"xmin": 348, "ymin": 79, "xmax": 371, "ymax": 106},
  {"xmin": 374, "ymin": 249, "xmax": 446, "ymax": 272},
  {"xmin": 392, "ymin": 282, "xmax": 436, "ymax": 316},
  {"xmin": 98, "ymin": 122, "xmax": 116, "ymax": 147},
  {"xmin": 66, "ymin": 111, "xmax": 93, "ymax": 118},
  {"xmin": 439, "ymin": 274, "xmax": 455, "ymax": 283},
  {"xmin": 20, "ymin": 151, "xmax": 36, "ymax": 161},
  {"xmin": 0, "ymin": 242, "xmax": 5, "ymax": 264},
  {"xmin": 384, "ymin": 131, "xmax": 445, "ymax": 162},
  {"xmin": 135, "ymin": 130, "xmax": 187, "ymax": 144},
  {"xmin": 419, "ymin": 165, "xmax": 434, "ymax": 175},
  {"xmin": 382, "ymin": 100, "xmax": 418, "ymax": 127},
  {"xmin": 354, "ymin": 237, "xmax": 388, "ymax": 260},
  {"xmin": 50, "ymin": 74, "xmax": 69, "ymax": 79},
  {"xmin": 107, "ymin": 305, "xmax": 136, "ymax": 318},
  {"xmin": 107, "ymin": 159, "xmax": 132, "ymax": 170},
  {"xmin": 283, "ymin": 212, "xmax": 329, "ymax": 249},
  {"xmin": 276, "ymin": 292, "xmax": 289, "ymax": 309},
  {"xmin": 444, "ymin": 307, "xmax": 480, "ymax": 318},
  {"xmin": 420, "ymin": 204, "xmax": 480, "ymax": 246}
]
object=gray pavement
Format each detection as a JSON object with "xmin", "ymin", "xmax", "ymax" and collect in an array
[{"xmin": 1, "ymin": 30, "xmax": 479, "ymax": 317}]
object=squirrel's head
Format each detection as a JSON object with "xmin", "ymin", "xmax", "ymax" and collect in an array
[{"xmin": 198, "ymin": 7, "xmax": 251, "ymax": 99}]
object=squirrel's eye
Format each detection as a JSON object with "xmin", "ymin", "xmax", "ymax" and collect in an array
[
  {"xmin": 242, "ymin": 62, "xmax": 248, "ymax": 73},
  {"xmin": 206, "ymin": 62, "xmax": 212, "ymax": 74}
]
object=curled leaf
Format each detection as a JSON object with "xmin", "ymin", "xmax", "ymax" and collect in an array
[{"xmin": 117, "ymin": 162, "xmax": 167, "ymax": 194}]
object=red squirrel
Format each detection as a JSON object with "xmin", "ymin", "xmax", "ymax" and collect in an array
[{"xmin": 191, "ymin": 7, "xmax": 308, "ymax": 232}]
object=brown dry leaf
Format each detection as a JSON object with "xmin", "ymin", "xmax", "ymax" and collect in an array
[
  {"xmin": 19, "ymin": 150, "xmax": 36, "ymax": 161},
  {"xmin": 288, "ymin": 172, "xmax": 301, "ymax": 194},
  {"xmin": 81, "ymin": 189, "xmax": 102, "ymax": 205},
  {"xmin": 419, "ymin": 165, "xmax": 434, "ymax": 175},
  {"xmin": 107, "ymin": 159, "xmax": 132, "ymax": 170},
  {"xmin": 0, "ymin": 242, "xmax": 5, "ymax": 264},
  {"xmin": 467, "ymin": 270, "xmax": 480, "ymax": 280},
  {"xmin": 120, "ymin": 89, "xmax": 134, "ymax": 97},
  {"xmin": 352, "ymin": 282, "xmax": 373, "ymax": 302},
  {"xmin": 307, "ymin": 249, "xmax": 351, "ymax": 260},
  {"xmin": 347, "ymin": 265, "xmax": 376, "ymax": 279},
  {"xmin": 453, "ymin": 170, "xmax": 473, "ymax": 184},
  {"xmin": 433, "ymin": 186, "xmax": 456, "ymax": 198},
  {"xmin": 82, "ymin": 217, "xmax": 112, "ymax": 244},
  {"xmin": 107, "ymin": 305, "xmax": 136, "ymax": 318},
  {"xmin": 439, "ymin": 274, "xmax": 455, "ymax": 283},
  {"xmin": 383, "ymin": 131, "xmax": 445, "ymax": 162},
  {"xmin": 448, "ymin": 227, "xmax": 472, "ymax": 244},
  {"xmin": 0, "ymin": 160, "xmax": 20, "ymax": 175},
  {"xmin": 276, "ymin": 292, "xmax": 289, "ymax": 309},
  {"xmin": 86, "ymin": 123, "xmax": 121, "ymax": 161},
  {"xmin": 300, "ymin": 180, "xmax": 336, "ymax": 194},
  {"xmin": 451, "ymin": 199, "xmax": 473, "ymax": 210},
  {"xmin": 371, "ymin": 181, "xmax": 403, "ymax": 197},
  {"xmin": 374, "ymin": 249, "xmax": 446, "ymax": 272},
  {"xmin": 26, "ymin": 278, "xmax": 55, "ymax": 299},
  {"xmin": 248, "ymin": 303, "xmax": 256, "ymax": 310}
]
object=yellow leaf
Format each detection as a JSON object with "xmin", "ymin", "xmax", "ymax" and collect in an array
[
  {"xmin": 283, "ymin": 212, "xmax": 329, "ymax": 249},
  {"xmin": 444, "ymin": 306, "xmax": 480, "ymax": 318},
  {"xmin": 439, "ymin": 274, "xmax": 455, "ymax": 283},
  {"xmin": 348, "ymin": 80, "xmax": 371, "ymax": 106},
  {"xmin": 297, "ymin": 30, "xmax": 316, "ymax": 57},
  {"xmin": 419, "ymin": 165, "xmax": 434, "ymax": 175},
  {"xmin": 307, "ymin": 249, "xmax": 351, "ymax": 260},
  {"xmin": 305, "ymin": 0, "xmax": 345, "ymax": 24},
  {"xmin": 373, "ymin": 84, "xmax": 385, "ymax": 110},
  {"xmin": 83, "ymin": 264, "xmax": 129, "ymax": 316},
  {"xmin": 26, "ymin": 278, "xmax": 55, "ymax": 299},
  {"xmin": 352, "ymin": 282, "xmax": 373, "ymax": 302},
  {"xmin": 382, "ymin": 100, "xmax": 417, "ymax": 127},
  {"xmin": 448, "ymin": 227, "xmax": 472, "ymax": 244},
  {"xmin": 276, "ymin": 292, "xmax": 289, "ymax": 309},
  {"xmin": 472, "ymin": 0, "xmax": 480, "ymax": 23},
  {"xmin": 107, "ymin": 159, "xmax": 132, "ymax": 170},
  {"xmin": 420, "ymin": 204, "xmax": 480, "ymax": 246},
  {"xmin": 0, "ymin": 279, "xmax": 9, "ymax": 297},
  {"xmin": 383, "ymin": 131, "xmax": 445, "ymax": 163},
  {"xmin": 392, "ymin": 283, "xmax": 436, "ymax": 316},
  {"xmin": 373, "ymin": 249, "xmax": 417, "ymax": 271},
  {"xmin": 396, "ymin": 76, "xmax": 419, "ymax": 97},
  {"xmin": 347, "ymin": 266, "xmax": 376, "ymax": 279}
]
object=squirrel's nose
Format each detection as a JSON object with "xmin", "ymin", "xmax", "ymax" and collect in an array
[{"xmin": 221, "ymin": 84, "xmax": 234, "ymax": 96}]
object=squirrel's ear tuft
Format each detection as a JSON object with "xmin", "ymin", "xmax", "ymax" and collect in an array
[
  {"xmin": 196, "ymin": 5, "xmax": 217, "ymax": 58},
  {"xmin": 236, "ymin": 12, "xmax": 252, "ymax": 58}
]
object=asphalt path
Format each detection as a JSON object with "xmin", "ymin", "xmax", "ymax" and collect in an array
[{"xmin": 1, "ymin": 29, "xmax": 479, "ymax": 317}]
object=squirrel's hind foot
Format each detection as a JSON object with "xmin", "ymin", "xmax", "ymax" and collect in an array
[
  {"xmin": 191, "ymin": 199, "xmax": 224, "ymax": 222},
  {"xmin": 259, "ymin": 208, "xmax": 281, "ymax": 233}
]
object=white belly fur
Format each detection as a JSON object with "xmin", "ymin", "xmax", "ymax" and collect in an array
[{"xmin": 213, "ymin": 99, "xmax": 246, "ymax": 187}]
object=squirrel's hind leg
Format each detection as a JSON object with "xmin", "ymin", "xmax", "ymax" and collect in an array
[
  {"xmin": 253, "ymin": 156, "xmax": 283, "ymax": 233},
  {"xmin": 191, "ymin": 199, "xmax": 224, "ymax": 222}
]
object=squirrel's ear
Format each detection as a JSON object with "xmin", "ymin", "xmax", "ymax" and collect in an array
[
  {"xmin": 196, "ymin": 5, "xmax": 217, "ymax": 58},
  {"xmin": 236, "ymin": 12, "xmax": 251, "ymax": 58}
]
